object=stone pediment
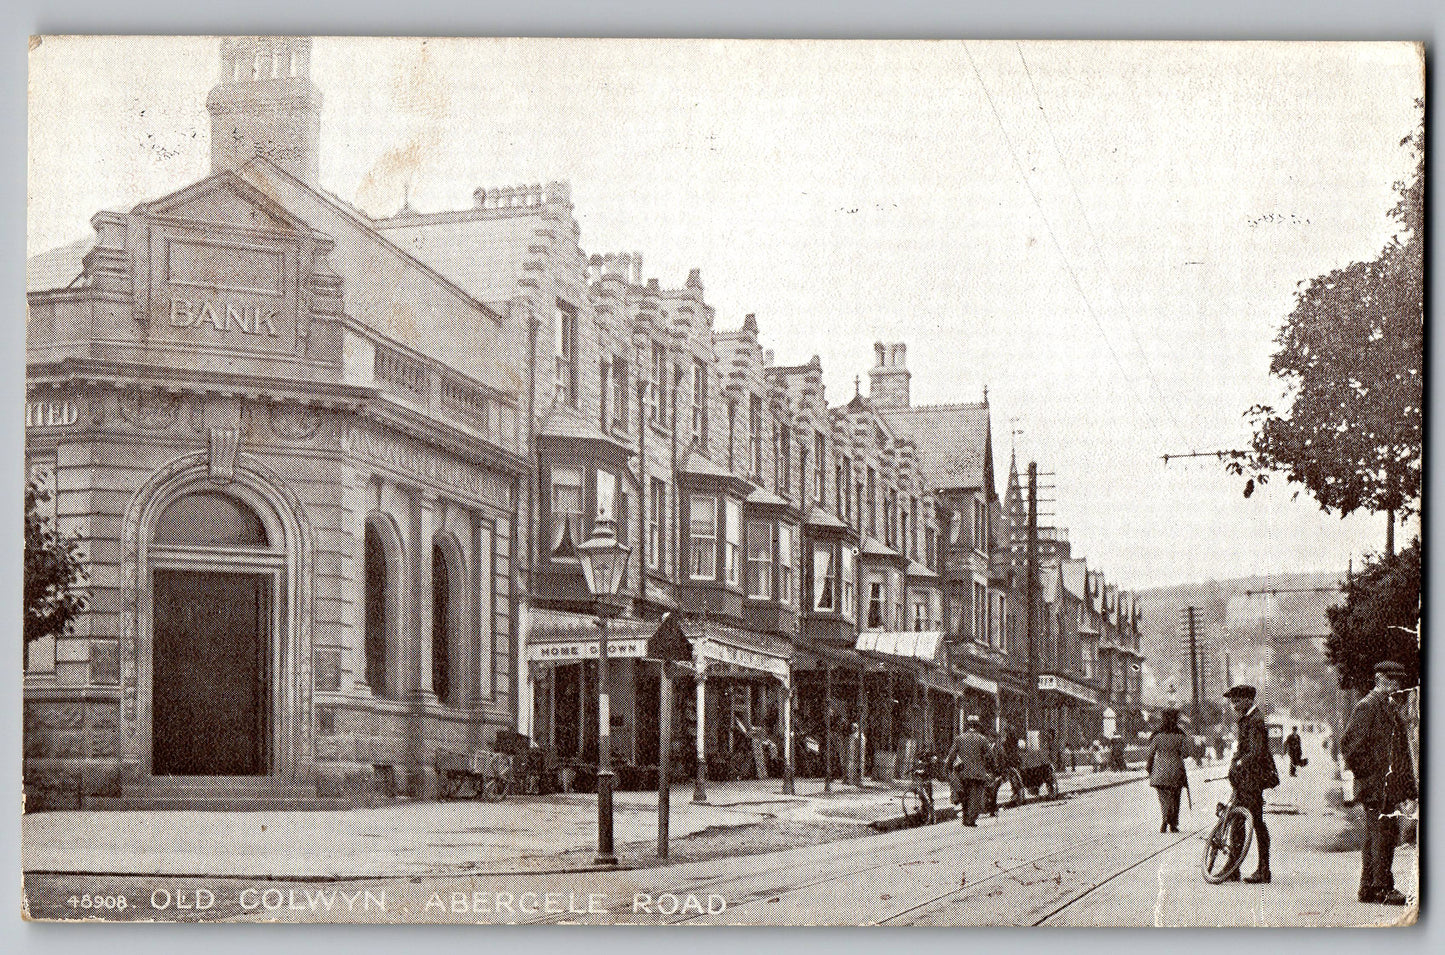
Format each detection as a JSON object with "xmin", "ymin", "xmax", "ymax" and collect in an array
[{"xmin": 136, "ymin": 172, "xmax": 316, "ymax": 237}]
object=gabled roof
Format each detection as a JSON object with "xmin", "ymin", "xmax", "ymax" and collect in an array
[{"xmin": 879, "ymin": 402, "xmax": 994, "ymax": 497}]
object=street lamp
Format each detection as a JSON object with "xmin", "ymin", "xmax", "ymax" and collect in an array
[{"xmin": 577, "ymin": 516, "xmax": 631, "ymax": 867}]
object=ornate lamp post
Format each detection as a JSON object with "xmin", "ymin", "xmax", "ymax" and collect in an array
[{"xmin": 576, "ymin": 516, "xmax": 631, "ymax": 867}]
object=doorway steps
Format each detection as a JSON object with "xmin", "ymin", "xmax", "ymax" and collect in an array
[{"xmin": 90, "ymin": 776, "xmax": 351, "ymax": 812}]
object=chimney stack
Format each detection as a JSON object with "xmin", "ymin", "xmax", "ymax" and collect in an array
[{"xmin": 868, "ymin": 341, "xmax": 911, "ymax": 408}]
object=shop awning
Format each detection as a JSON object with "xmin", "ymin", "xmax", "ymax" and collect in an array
[
  {"xmin": 681, "ymin": 620, "xmax": 791, "ymax": 681},
  {"xmin": 524, "ymin": 608, "xmax": 657, "ymax": 662},
  {"xmin": 1038, "ymin": 672, "xmax": 1102, "ymax": 706},
  {"xmin": 855, "ymin": 629, "xmax": 945, "ymax": 664}
]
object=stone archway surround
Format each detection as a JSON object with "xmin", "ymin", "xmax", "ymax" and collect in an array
[{"xmin": 120, "ymin": 451, "xmax": 314, "ymax": 782}]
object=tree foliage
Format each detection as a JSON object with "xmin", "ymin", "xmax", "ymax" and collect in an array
[
  {"xmin": 1229, "ymin": 108, "xmax": 1423, "ymax": 520},
  {"xmin": 24, "ymin": 477, "xmax": 88, "ymax": 647},
  {"xmin": 1325, "ymin": 537, "xmax": 1419, "ymax": 695}
]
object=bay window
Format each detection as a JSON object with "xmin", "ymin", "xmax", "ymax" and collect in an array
[
  {"xmin": 866, "ymin": 578, "xmax": 885, "ymax": 629},
  {"xmin": 913, "ymin": 596, "xmax": 928, "ymax": 632},
  {"xmin": 549, "ymin": 466, "xmax": 583, "ymax": 559},
  {"xmin": 778, "ymin": 523, "xmax": 795, "ymax": 605},
  {"xmin": 973, "ymin": 581, "xmax": 987, "ymax": 643},
  {"xmin": 724, "ymin": 498, "xmax": 742, "ymax": 587},
  {"xmin": 596, "ymin": 469, "xmax": 617, "ymax": 523},
  {"xmin": 689, "ymin": 494, "xmax": 717, "ymax": 579},
  {"xmin": 812, "ymin": 545, "xmax": 835, "ymax": 611},
  {"xmin": 893, "ymin": 570, "xmax": 906, "ymax": 631},
  {"xmin": 746, "ymin": 520, "xmax": 773, "ymax": 598}
]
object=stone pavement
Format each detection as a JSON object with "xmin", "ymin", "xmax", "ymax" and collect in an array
[{"xmin": 22, "ymin": 762, "xmax": 1157, "ymax": 880}]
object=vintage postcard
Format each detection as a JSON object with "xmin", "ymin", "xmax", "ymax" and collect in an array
[{"xmin": 22, "ymin": 37, "xmax": 1422, "ymax": 925}]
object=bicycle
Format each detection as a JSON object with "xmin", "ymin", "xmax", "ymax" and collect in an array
[
  {"xmin": 899, "ymin": 753, "xmax": 939, "ymax": 827},
  {"xmin": 1200, "ymin": 794, "xmax": 1255, "ymax": 883}
]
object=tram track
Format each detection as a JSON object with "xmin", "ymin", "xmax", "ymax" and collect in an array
[{"xmin": 660, "ymin": 774, "xmax": 1230, "ymax": 925}]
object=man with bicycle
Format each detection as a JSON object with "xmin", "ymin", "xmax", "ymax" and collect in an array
[{"xmin": 1224, "ymin": 684, "xmax": 1277, "ymax": 884}]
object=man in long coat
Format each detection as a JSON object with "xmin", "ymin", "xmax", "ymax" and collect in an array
[
  {"xmin": 1342, "ymin": 660, "xmax": 1418, "ymax": 906},
  {"xmin": 1285, "ymin": 727, "xmax": 1304, "ymax": 776},
  {"xmin": 945, "ymin": 716, "xmax": 994, "ymax": 826},
  {"xmin": 1224, "ymin": 684, "xmax": 1277, "ymax": 883}
]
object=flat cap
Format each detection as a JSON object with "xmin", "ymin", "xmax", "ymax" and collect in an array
[
  {"xmin": 1223, "ymin": 684, "xmax": 1257, "ymax": 700},
  {"xmin": 1374, "ymin": 660, "xmax": 1408, "ymax": 679}
]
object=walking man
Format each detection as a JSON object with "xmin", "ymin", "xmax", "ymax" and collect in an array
[
  {"xmin": 945, "ymin": 715, "xmax": 994, "ymax": 826},
  {"xmin": 1341, "ymin": 660, "xmax": 1417, "ymax": 906},
  {"xmin": 1285, "ymin": 726, "xmax": 1304, "ymax": 776},
  {"xmin": 1224, "ymin": 684, "xmax": 1277, "ymax": 884}
]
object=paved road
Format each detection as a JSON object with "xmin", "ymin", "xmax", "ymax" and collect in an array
[{"xmin": 25, "ymin": 762, "xmax": 1414, "ymax": 926}]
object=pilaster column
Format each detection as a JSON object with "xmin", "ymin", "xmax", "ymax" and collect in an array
[{"xmin": 411, "ymin": 490, "xmax": 439, "ymax": 703}]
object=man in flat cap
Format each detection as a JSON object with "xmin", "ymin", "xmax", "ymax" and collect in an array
[
  {"xmin": 1224, "ymin": 684, "xmax": 1278, "ymax": 883},
  {"xmin": 1341, "ymin": 660, "xmax": 1417, "ymax": 905},
  {"xmin": 945, "ymin": 715, "xmax": 995, "ymax": 826}
]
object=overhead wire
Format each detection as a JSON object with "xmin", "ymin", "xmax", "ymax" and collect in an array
[
  {"xmin": 961, "ymin": 41, "xmax": 1171, "ymax": 450},
  {"xmin": 1014, "ymin": 42, "xmax": 1193, "ymax": 450}
]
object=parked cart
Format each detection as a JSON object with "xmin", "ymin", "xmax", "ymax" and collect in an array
[{"xmin": 434, "ymin": 748, "xmax": 512, "ymax": 801}]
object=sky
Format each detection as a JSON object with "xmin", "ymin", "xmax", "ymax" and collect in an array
[{"xmin": 26, "ymin": 37, "xmax": 1422, "ymax": 590}]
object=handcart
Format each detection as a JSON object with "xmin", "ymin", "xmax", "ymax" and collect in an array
[{"xmin": 435, "ymin": 748, "xmax": 511, "ymax": 801}]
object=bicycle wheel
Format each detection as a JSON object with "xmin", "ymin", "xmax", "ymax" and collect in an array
[
  {"xmin": 1200, "ymin": 806, "xmax": 1253, "ymax": 883},
  {"xmin": 900, "ymin": 788, "xmax": 927, "ymax": 827}
]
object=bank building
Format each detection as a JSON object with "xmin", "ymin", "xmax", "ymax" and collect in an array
[
  {"xmin": 25, "ymin": 38, "xmax": 527, "ymax": 807},
  {"xmin": 27, "ymin": 38, "xmax": 1141, "ymax": 810}
]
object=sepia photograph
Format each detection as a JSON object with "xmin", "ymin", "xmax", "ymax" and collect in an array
[{"xmin": 21, "ymin": 35, "xmax": 1422, "ymax": 926}]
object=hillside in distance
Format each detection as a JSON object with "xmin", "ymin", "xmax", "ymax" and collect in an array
[{"xmin": 1136, "ymin": 571, "xmax": 1345, "ymax": 710}]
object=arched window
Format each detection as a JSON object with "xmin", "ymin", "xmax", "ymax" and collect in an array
[
  {"xmin": 432, "ymin": 544, "xmax": 452, "ymax": 704},
  {"xmin": 154, "ymin": 491, "xmax": 269, "ymax": 547},
  {"xmin": 364, "ymin": 524, "xmax": 388, "ymax": 695}
]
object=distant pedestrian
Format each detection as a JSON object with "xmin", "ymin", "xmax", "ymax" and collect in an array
[
  {"xmin": 945, "ymin": 716, "xmax": 994, "ymax": 826},
  {"xmin": 1146, "ymin": 709, "xmax": 1188, "ymax": 833},
  {"xmin": 1341, "ymin": 660, "xmax": 1418, "ymax": 906},
  {"xmin": 1285, "ymin": 726, "xmax": 1305, "ymax": 776},
  {"xmin": 1212, "ymin": 734, "xmax": 1225, "ymax": 762},
  {"xmin": 1091, "ymin": 738, "xmax": 1106, "ymax": 772},
  {"xmin": 1223, "ymin": 684, "xmax": 1277, "ymax": 884}
]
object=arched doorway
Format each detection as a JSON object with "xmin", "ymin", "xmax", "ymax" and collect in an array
[{"xmin": 149, "ymin": 488, "xmax": 283, "ymax": 776}]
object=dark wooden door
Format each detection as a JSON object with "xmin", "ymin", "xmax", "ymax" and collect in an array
[{"xmin": 152, "ymin": 569, "xmax": 268, "ymax": 776}]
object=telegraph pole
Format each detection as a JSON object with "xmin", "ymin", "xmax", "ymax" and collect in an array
[
  {"xmin": 1026, "ymin": 462, "xmax": 1040, "ymax": 735},
  {"xmin": 1182, "ymin": 606, "xmax": 1202, "ymax": 730}
]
